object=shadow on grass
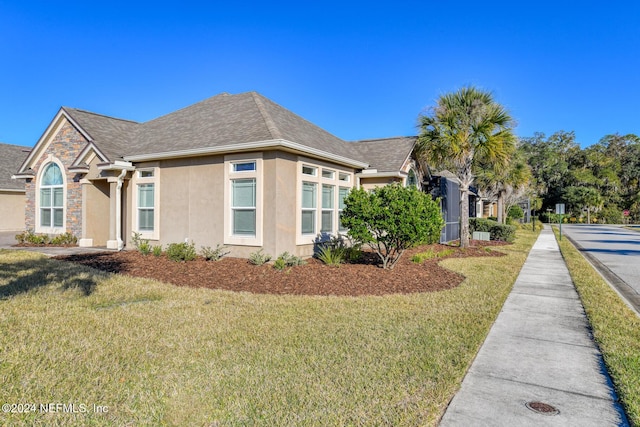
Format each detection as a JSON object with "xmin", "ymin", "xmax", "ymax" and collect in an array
[{"xmin": 0, "ymin": 253, "xmax": 123, "ymax": 298}]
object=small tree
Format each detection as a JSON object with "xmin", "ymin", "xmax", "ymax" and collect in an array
[{"xmin": 341, "ymin": 184, "xmax": 444, "ymax": 269}]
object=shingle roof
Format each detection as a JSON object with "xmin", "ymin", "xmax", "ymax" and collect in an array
[
  {"xmin": 62, "ymin": 108, "xmax": 139, "ymax": 161},
  {"xmin": 0, "ymin": 143, "xmax": 30, "ymax": 190},
  {"xmin": 351, "ymin": 136, "xmax": 417, "ymax": 172},
  {"xmin": 41, "ymin": 92, "xmax": 416, "ymax": 172}
]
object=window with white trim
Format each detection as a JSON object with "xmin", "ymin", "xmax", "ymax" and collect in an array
[
  {"xmin": 406, "ymin": 169, "xmax": 418, "ymax": 188},
  {"xmin": 231, "ymin": 178, "xmax": 256, "ymax": 236},
  {"xmin": 135, "ymin": 168, "xmax": 158, "ymax": 237},
  {"xmin": 338, "ymin": 187, "xmax": 349, "ymax": 232},
  {"xmin": 224, "ymin": 154, "xmax": 263, "ymax": 246},
  {"xmin": 40, "ymin": 162, "xmax": 64, "ymax": 228},
  {"xmin": 301, "ymin": 182, "xmax": 317, "ymax": 234},
  {"xmin": 137, "ymin": 184, "xmax": 155, "ymax": 231},
  {"xmin": 321, "ymin": 184, "xmax": 334, "ymax": 233}
]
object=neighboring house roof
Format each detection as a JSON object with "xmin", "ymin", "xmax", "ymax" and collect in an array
[
  {"xmin": 352, "ymin": 136, "xmax": 417, "ymax": 172},
  {"xmin": 0, "ymin": 143, "xmax": 29, "ymax": 191}
]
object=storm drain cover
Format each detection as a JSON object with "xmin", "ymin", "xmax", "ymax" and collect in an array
[{"xmin": 525, "ymin": 401, "xmax": 560, "ymax": 416}]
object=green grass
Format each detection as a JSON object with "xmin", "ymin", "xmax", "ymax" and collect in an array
[
  {"xmin": 0, "ymin": 230, "xmax": 538, "ymax": 426},
  {"xmin": 410, "ymin": 248, "xmax": 455, "ymax": 263},
  {"xmin": 554, "ymin": 227, "xmax": 640, "ymax": 425}
]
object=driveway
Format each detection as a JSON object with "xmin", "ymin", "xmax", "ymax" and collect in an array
[{"xmin": 562, "ymin": 224, "xmax": 640, "ymax": 314}]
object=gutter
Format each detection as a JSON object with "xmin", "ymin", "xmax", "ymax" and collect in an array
[{"xmin": 123, "ymin": 139, "xmax": 370, "ymax": 169}]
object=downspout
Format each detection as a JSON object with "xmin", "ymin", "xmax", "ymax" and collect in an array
[{"xmin": 116, "ymin": 168, "xmax": 127, "ymax": 251}]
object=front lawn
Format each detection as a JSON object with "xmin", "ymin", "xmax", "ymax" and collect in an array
[{"xmin": 0, "ymin": 229, "xmax": 537, "ymax": 426}]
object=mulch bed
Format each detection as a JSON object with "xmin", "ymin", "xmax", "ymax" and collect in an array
[{"xmin": 52, "ymin": 241, "xmax": 508, "ymax": 296}]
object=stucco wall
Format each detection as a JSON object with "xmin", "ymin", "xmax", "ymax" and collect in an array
[
  {"xmin": 359, "ymin": 176, "xmax": 402, "ymax": 191},
  {"xmin": 0, "ymin": 191, "xmax": 25, "ymax": 231}
]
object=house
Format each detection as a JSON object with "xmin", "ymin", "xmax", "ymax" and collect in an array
[
  {"xmin": 0, "ymin": 143, "xmax": 29, "ymax": 231},
  {"xmin": 13, "ymin": 92, "xmax": 432, "ymax": 257}
]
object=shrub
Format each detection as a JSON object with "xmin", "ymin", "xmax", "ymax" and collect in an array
[
  {"xmin": 166, "ymin": 242, "xmax": 197, "ymax": 262},
  {"xmin": 50, "ymin": 232, "xmax": 78, "ymax": 245},
  {"xmin": 15, "ymin": 230, "xmax": 52, "ymax": 245},
  {"xmin": 341, "ymin": 184, "xmax": 444, "ymax": 269},
  {"xmin": 131, "ymin": 232, "xmax": 152, "ymax": 255},
  {"xmin": 201, "ymin": 244, "xmax": 230, "ymax": 261},
  {"xmin": 249, "ymin": 249, "xmax": 272, "ymax": 266},
  {"xmin": 316, "ymin": 245, "xmax": 346, "ymax": 267},
  {"xmin": 152, "ymin": 245, "xmax": 163, "ymax": 257},
  {"xmin": 273, "ymin": 257, "xmax": 287, "ymax": 271},
  {"xmin": 507, "ymin": 205, "xmax": 524, "ymax": 221},
  {"xmin": 274, "ymin": 252, "xmax": 306, "ymax": 269},
  {"xmin": 469, "ymin": 218, "xmax": 516, "ymax": 243}
]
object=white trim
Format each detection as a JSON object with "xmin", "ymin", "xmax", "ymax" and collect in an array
[
  {"xmin": 132, "ymin": 166, "xmax": 159, "ymax": 240},
  {"xmin": 355, "ymin": 171, "xmax": 406, "ymax": 179},
  {"xmin": 35, "ymin": 156, "xmax": 67, "ymax": 234},
  {"xmin": 296, "ymin": 157, "xmax": 355, "ymax": 245},
  {"xmin": 223, "ymin": 153, "xmax": 263, "ymax": 247},
  {"xmin": 0, "ymin": 188, "xmax": 26, "ymax": 193},
  {"xmin": 98, "ymin": 160, "xmax": 135, "ymax": 171},
  {"xmin": 124, "ymin": 138, "xmax": 369, "ymax": 169}
]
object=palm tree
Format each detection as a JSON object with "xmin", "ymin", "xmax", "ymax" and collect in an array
[{"xmin": 417, "ymin": 87, "xmax": 517, "ymax": 247}]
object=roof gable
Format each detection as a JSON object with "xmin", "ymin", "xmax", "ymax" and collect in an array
[{"xmin": 352, "ymin": 136, "xmax": 417, "ymax": 172}]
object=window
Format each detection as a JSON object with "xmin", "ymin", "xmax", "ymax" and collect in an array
[
  {"xmin": 233, "ymin": 162, "xmax": 256, "ymax": 172},
  {"xmin": 231, "ymin": 178, "xmax": 256, "ymax": 236},
  {"xmin": 322, "ymin": 169, "xmax": 335, "ymax": 179},
  {"xmin": 321, "ymin": 185, "xmax": 334, "ymax": 233},
  {"xmin": 137, "ymin": 184, "xmax": 155, "ymax": 231},
  {"xmin": 339, "ymin": 173, "xmax": 350, "ymax": 182},
  {"xmin": 338, "ymin": 187, "xmax": 349, "ymax": 232},
  {"xmin": 302, "ymin": 165, "xmax": 317, "ymax": 176},
  {"xmin": 224, "ymin": 154, "xmax": 262, "ymax": 246},
  {"xmin": 40, "ymin": 162, "xmax": 64, "ymax": 228},
  {"xmin": 406, "ymin": 169, "xmax": 418, "ymax": 188},
  {"xmin": 301, "ymin": 182, "xmax": 317, "ymax": 234},
  {"xmin": 135, "ymin": 167, "xmax": 158, "ymax": 237}
]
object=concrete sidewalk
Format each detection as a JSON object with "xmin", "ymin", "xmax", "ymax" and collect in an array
[
  {"xmin": 0, "ymin": 231, "xmax": 113, "ymax": 256},
  {"xmin": 439, "ymin": 227, "xmax": 629, "ymax": 426}
]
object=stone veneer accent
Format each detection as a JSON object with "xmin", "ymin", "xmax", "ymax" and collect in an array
[{"xmin": 25, "ymin": 120, "xmax": 89, "ymax": 238}]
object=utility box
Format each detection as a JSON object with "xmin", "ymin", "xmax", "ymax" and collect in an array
[{"xmin": 472, "ymin": 231, "xmax": 490, "ymax": 241}]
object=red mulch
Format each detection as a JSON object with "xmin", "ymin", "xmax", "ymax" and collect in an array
[{"xmin": 52, "ymin": 240, "xmax": 508, "ymax": 296}]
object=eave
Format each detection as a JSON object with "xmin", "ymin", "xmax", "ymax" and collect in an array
[{"xmin": 123, "ymin": 139, "xmax": 370, "ymax": 169}]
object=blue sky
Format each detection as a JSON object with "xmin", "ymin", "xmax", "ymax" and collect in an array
[{"xmin": 1, "ymin": 1, "xmax": 639, "ymax": 149}]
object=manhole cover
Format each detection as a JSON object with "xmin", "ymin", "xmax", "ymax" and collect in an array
[{"xmin": 525, "ymin": 401, "xmax": 560, "ymax": 416}]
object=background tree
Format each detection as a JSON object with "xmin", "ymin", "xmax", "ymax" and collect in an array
[
  {"xmin": 417, "ymin": 86, "xmax": 517, "ymax": 247},
  {"xmin": 340, "ymin": 184, "xmax": 444, "ymax": 269}
]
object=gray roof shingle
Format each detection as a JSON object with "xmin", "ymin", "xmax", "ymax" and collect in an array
[
  {"xmin": 0, "ymin": 143, "xmax": 30, "ymax": 190},
  {"xmin": 351, "ymin": 136, "xmax": 417, "ymax": 172},
  {"xmin": 33, "ymin": 92, "xmax": 416, "ymax": 172}
]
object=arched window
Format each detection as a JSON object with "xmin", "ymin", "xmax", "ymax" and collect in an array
[
  {"xmin": 40, "ymin": 162, "xmax": 64, "ymax": 228},
  {"xmin": 406, "ymin": 169, "xmax": 418, "ymax": 188}
]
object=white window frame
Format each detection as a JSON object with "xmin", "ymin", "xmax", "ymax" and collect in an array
[
  {"xmin": 133, "ymin": 167, "xmax": 159, "ymax": 240},
  {"xmin": 338, "ymin": 186, "xmax": 350, "ymax": 232},
  {"xmin": 36, "ymin": 157, "xmax": 66, "ymax": 234},
  {"xmin": 321, "ymin": 184, "xmax": 334, "ymax": 233},
  {"xmin": 224, "ymin": 154, "xmax": 263, "ymax": 246},
  {"xmin": 296, "ymin": 157, "xmax": 354, "ymax": 244},
  {"xmin": 301, "ymin": 181, "xmax": 317, "ymax": 235}
]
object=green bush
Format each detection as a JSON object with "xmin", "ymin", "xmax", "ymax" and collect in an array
[
  {"xmin": 316, "ymin": 245, "xmax": 346, "ymax": 267},
  {"xmin": 249, "ymin": 249, "xmax": 272, "ymax": 266},
  {"xmin": 15, "ymin": 230, "xmax": 48, "ymax": 245},
  {"xmin": 274, "ymin": 252, "xmax": 306, "ymax": 269},
  {"xmin": 166, "ymin": 242, "xmax": 197, "ymax": 262},
  {"xmin": 50, "ymin": 232, "xmax": 78, "ymax": 245},
  {"xmin": 341, "ymin": 184, "xmax": 444, "ymax": 269},
  {"xmin": 469, "ymin": 218, "xmax": 516, "ymax": 243},
  {"xmin": 131, "ymin": 232, "xmax": 152, "ymax": 255},
  {"xmin": 201, "ymin": 244, "xmax": 230, "ymax": 261},
  {"xmin": 152, "ymin": 245, "xmax": 163, "ymax": 257},
  {"xmin": 507, "ymin": 205, "xmax": 524, "ymax": 220},
  {"xmin": 411, "ymin": 248, "xmax": 455, "ymax": 263}
]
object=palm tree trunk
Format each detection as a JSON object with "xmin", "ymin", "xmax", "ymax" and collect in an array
[
  {"xmin": 496, "ymin": 190, "xmax": 504, "ymax": 223},
  {"xmin": 460, "ymin": 186, "xmax": 470, "ymax": 248}
]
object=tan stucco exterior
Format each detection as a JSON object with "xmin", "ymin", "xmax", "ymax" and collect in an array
[
  {"xmin": 359, "ymin": 176, "xmax": 402, "ymax": 191},
  {"xmin": 0, "ymin": 191, "xmax": 25, "ymax": 231}
]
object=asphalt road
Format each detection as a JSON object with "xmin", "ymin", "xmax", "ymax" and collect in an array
[{"xmin": 561, "ymin": 224, "xmax": 640, "ymax": 314}]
